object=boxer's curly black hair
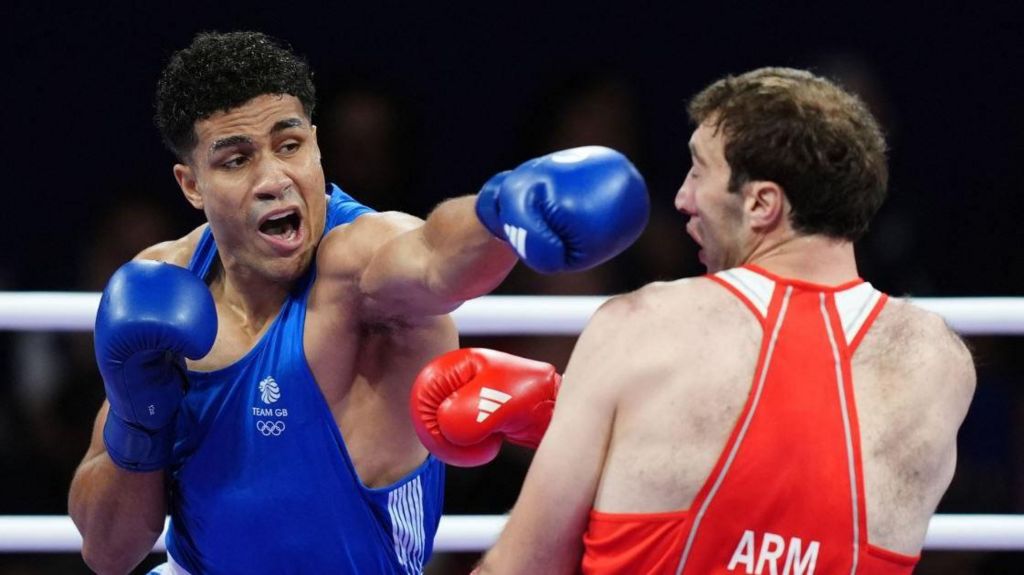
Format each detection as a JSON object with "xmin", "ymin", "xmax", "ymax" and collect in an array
[{"xmin": 155, "ymin": 31, "xmax": 316, "ymax": 161}]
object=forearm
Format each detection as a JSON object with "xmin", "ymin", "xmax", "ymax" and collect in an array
[
  {"xmin": 69, "ymin": 411, "xmax": 168, "ymax": 574},
  {"xmin": 476, "ymin": 324, "xmax": 622, "ymax": 574},
  {"xmin": 420, "ymin": 195, "xmax": 518, "ymax": 302},
  {"xmin": 478, "ymin": 529, "xmax": 583, "ymax": 575},
  {"xmin": 475, "ymin": 443, "xmax": 593, "ymax": 575}
]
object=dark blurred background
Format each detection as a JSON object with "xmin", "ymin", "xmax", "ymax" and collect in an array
[{"xmin": 1, "ymin": 1, "xmax": 1021, "ymax": 573}]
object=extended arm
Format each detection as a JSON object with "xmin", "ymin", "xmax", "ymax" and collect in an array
[
  {"xmin": 357, "ymin": 196, "xmax": 518, "ymax": 317},
  {"xmin": 339, "ymin": 145, "xmax": 648, "ymax": 320}
]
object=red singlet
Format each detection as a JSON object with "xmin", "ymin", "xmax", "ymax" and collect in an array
[{"xmin": 582, "ymin": 265, "xmax": 918, "ymax": 575}]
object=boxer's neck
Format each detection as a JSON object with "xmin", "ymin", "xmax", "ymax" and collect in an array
[
  {"xmin": 744, "ymin": 233, "xmax": 859, "ymax": 286},
  {"xmin": 210, "ymin": 262, "xmax": 290, "ymax": 336}
]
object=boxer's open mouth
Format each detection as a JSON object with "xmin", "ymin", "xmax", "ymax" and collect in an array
[
  {"xmin": 260, "ymin": 212, "xmax": 301, "ymax": 239},
  {"xmin": 257, "ymin": 208, "xmax": 305, "ymax": 253},
  {"xmin": 686, "ymin": 222, "xmax": 702, "ymax": 247}
]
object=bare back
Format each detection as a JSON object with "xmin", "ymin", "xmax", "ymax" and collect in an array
[
  {"xmin": 592, "ymin": 277, "xmax": 761, "ymax": 514},
  {"xmin": 851, "ymin": 298, "xmax": 975, "ymax": 549},
  {"xmin": 592, "ymin": 272, "xmax": 975, "ymax": 555}
]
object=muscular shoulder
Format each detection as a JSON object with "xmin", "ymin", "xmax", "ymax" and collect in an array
[
  {"xmin": 861, "ymin": 297, "xmax": 976, "ymax": 405},
  {"xmin": 602, "ymin": 275, "xmax": 745, "ymax": 313},
  {"xmin": 316, "ymin": 211, "xmax": 423, "ymax": 280},
  {"xmin": 577, "ymin": 277, "xmax": 758, "ymax": 379},
  {"xmin": 133, "ymin": 224, "xmax": 207, "ymax": 268},
  {"xmin": 598, "ymin": 277, "xmax": 757, "ymax": 339}
]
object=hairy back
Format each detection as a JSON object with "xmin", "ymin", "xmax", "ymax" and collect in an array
[
  {"xmin": 592, "ymin": 277, "xmax": 763, "ymax": 512},
  {"xmin": 852, "ymin": 299, "xmax": 975, "ymax": 552},
  {"xmin": 591, "ymin": 280, "xmax": 975, "ymax": 555}
]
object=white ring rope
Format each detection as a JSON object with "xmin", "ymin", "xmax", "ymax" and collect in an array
[
  {"xmin": 1, "ymin": 293, "xmax": 1022, "ymax": 554},
  {"xmin": 0, "ymin": 514, "xmax": 1023, "ymax": 553},
  {"xmin": 1, "ymin": 292, "xmax": 1024, "ymax": 335}
]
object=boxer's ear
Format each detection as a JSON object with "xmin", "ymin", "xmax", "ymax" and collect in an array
[
  {"xmin": 174, "ymin": 164, "xmax": 203, "ymax": 210},
  {"xmin": 744, "ymin": 180, "xmax": 786, "ymax": 233}
]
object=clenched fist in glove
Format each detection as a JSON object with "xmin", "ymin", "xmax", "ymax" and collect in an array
[
  {"xmin": 410, "ymin": 348, "xmax": 561, "ymax": 467},
  {"xmin": 475, "ymin": 146, "xmax": 649, "ymax": 274},
  {"xmin": 95, "ymin": 260, "xmax": 217, "ymax": 471}
]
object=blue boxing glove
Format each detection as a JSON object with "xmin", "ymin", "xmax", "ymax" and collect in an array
[
  {"xmin": 475, "ymin": 146, "xmax": 649, "ymax": 273},
  {"xmin": 95, "ymin": 260, "xmax": 217, "ymax": 471}
]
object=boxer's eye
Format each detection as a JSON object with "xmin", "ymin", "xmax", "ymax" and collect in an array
[{"xmin": 223, "ymin": 155, "xmax": 249, "ymax": 169}]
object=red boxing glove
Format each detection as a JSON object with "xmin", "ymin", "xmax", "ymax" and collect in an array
[{"xmin": 410, "ymin": 348, "xmax": 561, "ymax": 467}]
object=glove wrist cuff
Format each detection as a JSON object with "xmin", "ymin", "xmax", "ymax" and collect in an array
[
  {"xmin": 102, "ymin": 413, "xmax": 175, "ymax": 472},
  {"xmin": 474, "ymin": 171, "xmax": 510, "ymax": 240},
  {"xmin": 474, "ymin": 194, "xmax": 505, "ymax": 239}
]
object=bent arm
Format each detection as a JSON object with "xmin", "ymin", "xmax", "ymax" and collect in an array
[
  {"xmin": 67, "ymin": 234, "xmax": 199, "ymax": 573},
  {"xmin": 69, "ymin": 402, "xmax": 168, "ymax": 575},
  {"xmin": 477, "ymin": 298, "xmax": 630, "ymax": 574}
]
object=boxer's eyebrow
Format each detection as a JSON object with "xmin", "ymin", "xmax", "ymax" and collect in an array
[
  {"xmin": 211, "ymin": 135, "xmax": 252, "ymax": 153},
  {"xmin": 209, "ymin": 118, "xmax": 305, "ymax": 154},
  {"xmin": 688, "ymin": 142, "xmax": 707, "ymax": 166},
  {"xmin": 271, "ymin": 117, "xmax": 304, "ymax": 133}
]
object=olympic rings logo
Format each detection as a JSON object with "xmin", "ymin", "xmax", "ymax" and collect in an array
[{"xmin": 256, "ymin": 420, "xmax": 286, "ymax": 436}]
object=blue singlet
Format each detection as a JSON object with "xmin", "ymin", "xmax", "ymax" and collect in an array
[{"xmin": 159, "ymin": 185, "xmax": 445, "ymax": 574}]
